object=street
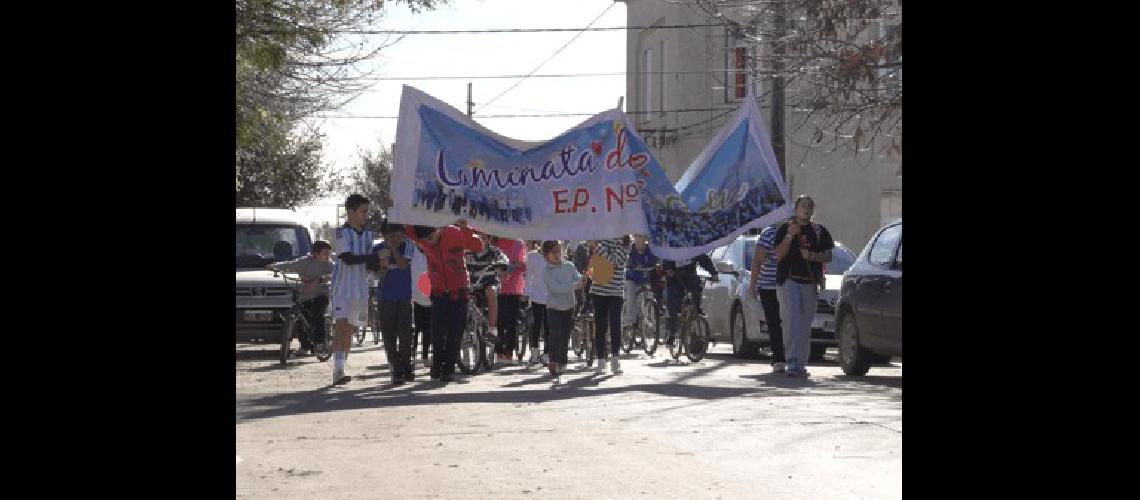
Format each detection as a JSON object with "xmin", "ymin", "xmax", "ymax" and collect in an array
[{"xmin": 236, "ymin": 340, "xmax": 901, "ymax": 499}]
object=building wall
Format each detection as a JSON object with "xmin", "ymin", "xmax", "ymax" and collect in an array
[{"xmin": 623, "ymin": 0, "xmax": 901, "ymax": 253}]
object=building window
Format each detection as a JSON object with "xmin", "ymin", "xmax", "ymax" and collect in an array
[
  {"xmin": 643, "ymin": 47, "xmax": 654, "ymax": 123},
  {"xmin": 659, "ymin": 39, "xmax": 668, "ymax": 116},
  {"xmin": 734, "ymin": 46, "xmax": 748, "ymax": 99}
]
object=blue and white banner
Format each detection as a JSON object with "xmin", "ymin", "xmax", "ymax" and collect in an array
[
  {"xmin": 651, "ymin": 96, "xmax": 793, "ymax": 260},
  {"xmin": 389, "ymin": 85, "xmax": 790, "ymax": 261}
]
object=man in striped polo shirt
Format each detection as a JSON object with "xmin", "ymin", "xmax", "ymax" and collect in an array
[
  {"xmin": 749, "ymin": 225, "xmax": 786, "ymax": 373},
  {"xmin": 329, "ymin": 194, "xmax": 378, "ymax": 386},
  {"xmin": 588, "ymin": 238, "xmax": 629, "ymax": 375}
]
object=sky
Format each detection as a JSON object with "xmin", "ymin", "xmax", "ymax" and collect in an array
[{"xmin": 298, "ymin": 0, "xmax": 628, "ymax": 226}]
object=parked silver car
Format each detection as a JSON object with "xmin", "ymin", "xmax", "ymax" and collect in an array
[
  {"xmin": 236, "ymin": 208, "xmax": 315, "ymax": 342},
  {"xmin": 702, "ymin": 233, "xmax": 856, "ymax": 361}
]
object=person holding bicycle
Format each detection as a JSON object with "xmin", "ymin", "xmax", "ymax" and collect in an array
[
  {"xmin": 406, "ymin": 220, "xmax": 483, "ymax": 384},
  {"xmin": 266, "ymin": 240, "xmax": 334, "ymax": 356},
  {"xmin": 662, "ymin": 253, "xmax": 719, "ymax": 348},
  {"xmin": 622, "ymin": 234, "xmax": 660, "ymax": 333}
]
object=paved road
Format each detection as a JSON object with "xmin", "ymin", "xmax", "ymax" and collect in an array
[{"xmin": 237, "ymin": 340, "xmax": 901, "ymax": 499}]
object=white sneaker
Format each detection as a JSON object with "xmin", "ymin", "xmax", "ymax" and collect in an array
[
  {"xmin": 610, "ymin": 356, "xmax": 622, "ymax": 375},
  {"xmin": 552, "ymin": 375, "xmax": 563, "ymax": 390}
]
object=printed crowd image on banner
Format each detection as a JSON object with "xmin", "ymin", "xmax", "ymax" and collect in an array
[
  {"xmin": 389, "ymin": 85, "xmax": 792, "ymax": 262},
  {"xmin": 645, "ymin": 97, "xmax": 793, "ymax": 259}
]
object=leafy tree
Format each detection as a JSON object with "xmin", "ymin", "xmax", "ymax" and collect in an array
[
  {"xmin": 235, "ymin": 0, "xmax": 445, "ymax": 207},
  {"xmin": 696, "ymin": 0, "xmax": 901, "ymax": 156}
]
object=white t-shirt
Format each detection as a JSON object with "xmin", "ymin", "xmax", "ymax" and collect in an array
[
  {"xmin": 411, "ymin": 243, "xmax": 431, "ymax": 306},
  {"xmin": 330, "ymin": 224, "xmax": 374, "ymax": 303},
  {"xmin": 524, "ymin": 251, "xmax": 548, "ymax": 304}
]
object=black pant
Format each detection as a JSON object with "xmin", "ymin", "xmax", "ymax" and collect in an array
[
  {"xmin": 591, "ymin": 294, "xmax": 623, "ymax": 358},
  {"xmin": 530, "ymin": 302, "xmax": 548, "ymax": 349},
  {"xmin": 430, "ymin": 294, "xmax": 468, "ymax": 377},
  {"xmin": 413, "ymin": 302, "xmax": 432, "ymax": 359},
  {"xmin": 496, "ymin": 294, "xmax": 521, "ymax": 355},
  {"xmin": 379, "ymin": 299, "xmax": 414, "ymax": 379},
  {"xmin": 757, "ymin": 289, "xmax": 785, "ymax": 363},
  {"xmin": 666, "ymin": 275, "xmax": 703, "ymax": 338},
  {"xmin": 545, "ymin": 308, "xmax": 572, "ymax": 365},
  {"xmin": 300, "ymin": 295, "xmax": 329, "ymax": 349}
]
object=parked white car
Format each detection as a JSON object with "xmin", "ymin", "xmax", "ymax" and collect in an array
[{"xmin": 702, "ymin": 233, "xmax": 857, "ymax": 361}]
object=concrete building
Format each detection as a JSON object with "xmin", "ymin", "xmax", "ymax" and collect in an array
[{"xmin": 619, "ymin": 0, "xmax": 901, "ymax": 252}]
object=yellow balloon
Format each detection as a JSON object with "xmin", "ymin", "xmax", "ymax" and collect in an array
[{"xmin": 589, "ymin": 254, "xmax": 614, "ymax": 285}]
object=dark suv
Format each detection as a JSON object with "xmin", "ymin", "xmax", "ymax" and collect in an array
[{"xmin": 835, "ymin": 218, "xmax": 902, "ymax": 376}]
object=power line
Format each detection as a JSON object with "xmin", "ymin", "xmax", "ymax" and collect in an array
[
  {"xmin": 355, "ymin": 69, "xmax": 796, "ymax": 81},
  {"xmin": 243, "ymin": 23, "xmax": 727, "ymax": 36},
  {"xmin": 474, "ymin": 3, "xmax": 615, "ymax": 113}
]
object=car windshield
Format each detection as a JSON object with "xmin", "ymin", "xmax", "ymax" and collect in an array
[
  {"xmin": 824, "ymin": 244, "xmax": 856, "ymax": 275},
  {"xmin": 236, "ymin": 225, "xmax": 311, "ymax": 269}
]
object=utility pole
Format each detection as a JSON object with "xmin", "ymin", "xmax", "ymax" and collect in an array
[
  {"xmin": 770, "ymin": 0, "xmax": 787, "ymax": 181},
  {"xmin": 467, "ymin": 82, "xmax": 473, "ymax": 117}
]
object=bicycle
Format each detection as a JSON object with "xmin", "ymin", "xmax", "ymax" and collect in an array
[
  {"xmin": 514, "ymin": 299, "xmax": 533, "ymax": 362},
  {"xmin": 667, "ymin": 274, "xmax": 718, "ymax": 363},
  {"xmin": 570, "ymin": 291, "xmax": 597, "ymax": 367},
  {"xmin": 624, "ymin": 267, "xmax": 664, "ymax": 355},
  {"xmin": 273, "ymin": 270, "xmax": 332, "ymax": 365},
  {"xmin": 457, "ymin": 289, "xmax": 500, "ymax": 375}
]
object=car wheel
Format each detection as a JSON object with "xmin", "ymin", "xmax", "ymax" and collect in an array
[
  {"xmin": 837, "ymin": 311, "xmax": 872, "ymax": 376},
  {"xmin": 809, "ymin": 344, "xmax": 828, "ymax": 362},
  {"xmin": 730, "ymin": 303, "xmax": 758, "ymax": 359}
]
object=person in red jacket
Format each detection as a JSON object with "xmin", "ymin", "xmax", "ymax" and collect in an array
[{"xmin": 406, "ymin": 219, "xmax": 484, "ymax": 384}]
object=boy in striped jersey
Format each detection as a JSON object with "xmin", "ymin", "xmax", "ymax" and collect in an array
[
  {"xmin": 467, "ymin": 232, "xmax": 509, "ymax": 345},
  {"xmin": 329, "ymin": 194, "xmax": 378, "ymax": 386}
]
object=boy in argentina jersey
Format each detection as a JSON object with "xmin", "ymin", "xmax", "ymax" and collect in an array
[{"xmin": 329, "ymin": 194, "xmax": 378, "ymax": 386}]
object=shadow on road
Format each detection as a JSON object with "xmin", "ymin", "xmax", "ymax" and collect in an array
[{"xmin": 237, "ymin": 368, "xmax": 900, "ymax": 424}]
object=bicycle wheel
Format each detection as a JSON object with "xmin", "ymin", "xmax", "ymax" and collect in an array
[
  {"xmin": 457, "ymin": 326, "xmax": 481, "ymax": 375},
  {"xmin": 585, "ymin": 319, "xmax": 596, "ymax": 368},
  {"xmin": 354, "ymin": 324, "xmax": 365, "ymax": 346},
  {"xmin": 686, "ymin": 316, "xmax": 712, "ymax": 363},
  {"xmin": 515, "ymin": 308, "xmax": 530, "ymax": 361},
  {"xmin": 669, "ymin": 319, "xmax": 685, "ymax": 361},
  {"xmin": 279, "ymin": 315, "xmax": 296, "ymax": 365},
  {"xmin": 480, "ymin": 324, "xmax": 497, "ymax": 371},
  {"xmin": 620, "ymin": 325, "xmax": 632, "ymax": 354},
  {"xmin": 312, "ymin": 316, "xmax": 333, "ymax": 362},
  {"xmin": 571, "ymin": 316, "xmax": 586, "ymax": 358},
  {"xmin": 642, "ymin": 298, "xmax": 660, "ymax": 355}
]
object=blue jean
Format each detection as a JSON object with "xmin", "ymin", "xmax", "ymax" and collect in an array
[
  {"xmin": 430, "ymin": 294, "xmax": 468, "ymax": 377},
  {"xmin": 776, "ymin": 280, "xmax": 817, "ymax": 367}
]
